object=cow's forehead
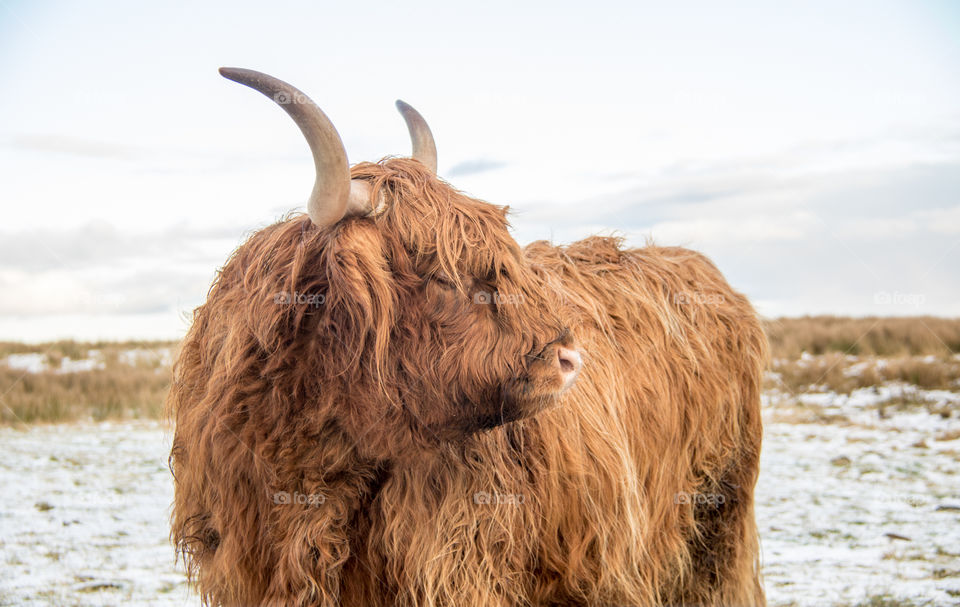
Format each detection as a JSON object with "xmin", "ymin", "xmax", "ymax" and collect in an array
[{"xmin": 351, "ymin": 159, "xmax": 520, "ymax": 278}]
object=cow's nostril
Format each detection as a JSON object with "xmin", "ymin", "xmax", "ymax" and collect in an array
[{"xmin": 556, "ymin": 346, "xmax": 582, "ymax": 380}]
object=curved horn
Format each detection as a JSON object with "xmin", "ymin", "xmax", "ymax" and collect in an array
[
  {"xmin": 395, "ymin": 100, "xmax": 437, "ymax": 173},
  {"xmin": 219, "ymin": 67, "xmax": 371, "ymax": 227}
]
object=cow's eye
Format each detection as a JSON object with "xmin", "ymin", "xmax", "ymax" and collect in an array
[{"xmin": 432, "ymin": 272, "xmax": 457, "ymax": 289}]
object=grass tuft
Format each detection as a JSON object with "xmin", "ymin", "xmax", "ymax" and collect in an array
[
  {"xmin": 0, "ymin": 340, "xmax": 176, "ymax": 425},
  {"xmin": 764, "ymin": 316, "xmax": 960, "ymax": 359}
]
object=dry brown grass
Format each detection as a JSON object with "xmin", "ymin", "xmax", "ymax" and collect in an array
[
  {"xmin": 768, "ymin": 353, "xmax": 960, "ymax": 395},
  {"xmin": 764, "ymin": 316, "xmax": 960, "ymax": 359},
  {"xmin": 764, "ymin": 317, "xmax": 960, "ymax": 398},
  {"xmin": 0, "ymin": 340, "xmax": 177, "ymax": 425},
  {"xmin": 0, "ymin": 339, "xmax": 175, "ymax": 359}
]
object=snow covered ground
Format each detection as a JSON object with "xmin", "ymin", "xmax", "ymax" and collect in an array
[
  {"xmin": 1, "ymin": 388, "xmax": 958, "ymax": 606},
  {"xmin": 758, "ymin": 400, "xmax": 960, "ymax": 605},
  {"xmin": 0, "ymin": 421, "xmax": 191, "ymax": 607}
]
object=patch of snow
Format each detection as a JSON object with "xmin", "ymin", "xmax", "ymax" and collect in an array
[
  {"xmin": 798, "ymin": 392, "xmax": 836, "ymax": 407},
  {"xmin": 842, "ymin": 360, "xmax": 871, "ymax": 377},
  {"xmin": 1, "ymin": 351, "xmax": 107, "ymax": 374},
  {"xmin": 118, "ymin": 347, "xmax": 173, "ymax": 368},
  {"xmin": 787, "ymin": 384, "xmax": 960, "ymax": 434},
  {"xmin": 58, "ymin": 355, "xmax": 105, "ymax": 373},
  {"xmin": 2, "ymin": 353, "xmax": 49, "ymax": 373}
]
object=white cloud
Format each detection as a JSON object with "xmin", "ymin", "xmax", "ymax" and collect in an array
[
  {"xmin": 917, "ymin": 206, "xmax": 960, "ymax": 235},
  {"xmin": 644, "ymin": 211, "xmax": 818, "ymax": 246}
]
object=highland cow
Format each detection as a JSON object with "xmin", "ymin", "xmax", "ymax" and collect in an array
[{"xmin": 168, "ymin": 67, "xmax": 767, "ymax": 606}]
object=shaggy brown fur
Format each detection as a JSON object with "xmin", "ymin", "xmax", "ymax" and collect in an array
[{"xmin": 168, "ymin": 158, "xmax": 767, "ymax": 606}]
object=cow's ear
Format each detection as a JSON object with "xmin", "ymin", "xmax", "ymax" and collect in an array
[{"xmin": 319, "ymin": 221, "xmax": 397, "ymax": 381}]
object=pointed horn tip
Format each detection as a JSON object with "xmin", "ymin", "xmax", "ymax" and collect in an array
[
  {"xmin": 395, "ymin": 99, "xmax": 411, "ymax": 112},
  {"xmin": 218, "ymin": 67, "xmax": 258, "ymax": 85}
]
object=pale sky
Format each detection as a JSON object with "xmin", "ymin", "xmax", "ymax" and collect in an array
[{"xmin": 1, "ymin": 0, "xmax": 958, "ymax": 341}]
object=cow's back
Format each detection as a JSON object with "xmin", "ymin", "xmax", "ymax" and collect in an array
[{"xmin": 522, "ymin": 236, "xmax": 766, "ymax": 606}]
